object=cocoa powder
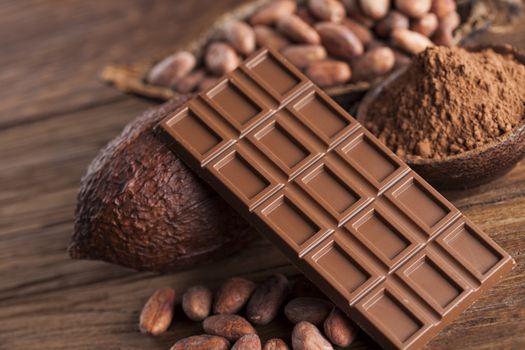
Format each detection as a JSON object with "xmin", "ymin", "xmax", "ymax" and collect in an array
[{"xmin": 365, "ymin": 46, "xmax": 525, "ymax": 159}]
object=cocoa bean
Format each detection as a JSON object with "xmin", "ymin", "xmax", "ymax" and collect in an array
[
  {"xmin": 431, "ymin": 0, "xmax": 456, "ymax": 18},
  {"xmin": 182, "ymin": 285, "xmax": 212, "ymax": 321},
  {"xmin": 392, "ymin": 29, "xmax": 434, "ymax": 54},
  {"xmin": 146, "ymin": 51, "xmax": 196, "ymax": 87},
  {"xmin": 277, "ymin": 14, "xmax": 321, "ymax": 44},
  {"xmin": 263, "ymin": 338, "xmax": 289, "ymax": 350},
  {"xmin": 174, "ymin": 69, "xmax": 206, "ymax": 94},
  {"xmin": 254, "ymin": 25, "xmax": 290, "ymax": 51},
  {"xmin": 139, "ymin": 287, "xmax": 175, "ymax": 336},
  {"xmin": 170, "ymin": 334, "xmax": 230, "ymax": 350},
  {"xmin": 232, "ymin": 334, "xmax": 262, "ymax": 350},
  {"xmin": 342, "ymin": 18, "xmax": 373, "ymax": 46},
  {"xmin": 250, "ymin": 0, "xmax": 297, "ymax": 26},
  {"xmin": 375, "ymin": 10, "xmax": 409, "ymax": 38},
  {"xmin": 284, "ymin": 297, "xmax": 333, "ymax": 325},
  {"xmin": 359, "ymin": 0, "xmax": 390, "ymax": 20},
  {"xmin": 308, "ymin": 0, "xmax": 346, "ymax": 22},
  {"xmin": 305, "ymin": 60, "xmax": 352, "ymax": 87},
  {"xmin": 292, "ymin": 321, "xmax": 333, "ymax": 350},
  {"xmin": 205, "ymin": 42, "xmax": 240, "ymax": 75},
  {"xmin": 323, "ymin": 308, "xmax": 359, "ymax": 347},
  {"xmin": 281, "ymin": 45, "xmax": 327, "ymax": 69},
  {"xmin": 213, "ymin": 277, "xmax": 257, "ymax": 315},
  {"xmin": 246, "ymin": 274, "xmax": 290, "ymax": 325},
  {"xmin": 203, "ymin": 314, "xmax": 256, "ymax": 342},
  {"xmin": 342, "ymin": 0, "xmax": 375, "ymax": 27},
  {"xmin": 296, "ymin": 6, "xmax": 317, "ymax": 26},
  {"xmin": 392, "ymin": 48, "xmax": 412, "ymax": 68},
  {"xmin": 315, "ymin": 22, "xmax": 363, "ymax": 59},
  {"xmin": 433, "ymin": 11, "xmax": 459, "ymax": 46},
  {"xmin": 411, "ymin": 12, "xmax": 439, "ymax": 37},
  {"xmin": 395, "ymin": 0, "xmax": 432, "ymax": 18},
  {"xmin": 351, "ymin": 46, "xmax": 395, "ymax": 81},
  {"xmin": 222, "ymin": 21, "xmax": 256, "ymax": 55}
]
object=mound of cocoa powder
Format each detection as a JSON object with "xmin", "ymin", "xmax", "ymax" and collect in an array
[{"xmin": 365, "ymin": 46, "xmax": 525, "ymax": 159}]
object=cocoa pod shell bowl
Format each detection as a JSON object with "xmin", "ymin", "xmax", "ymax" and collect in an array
[{"xmin": 357, "ymin": 44, "xmax": 525, "ymax": 190}]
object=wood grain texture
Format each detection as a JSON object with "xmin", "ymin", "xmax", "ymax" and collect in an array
[{"xmin": 0, "ymin": 1, "xmax": 523, "ymax": 349}]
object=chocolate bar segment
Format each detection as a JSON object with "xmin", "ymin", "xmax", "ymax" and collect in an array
[{"xmin": 158, "ymin": 48, "xmax": 514, "ymax": 350}]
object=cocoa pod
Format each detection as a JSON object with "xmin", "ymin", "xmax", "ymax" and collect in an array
[
  {"xmin": 139, "ymin": 287, "xmax": 175, "ymax": 336},
  {"xmin": 222, "ymin": 21, "xmax": 256, "ymax": 55},
  {"xmin": 214, "ymin": 277, "xmax": 257, "ymax": 315},
  {"xmin": 174, "ymin": 69, "xmax": 206, "ymax": 94},
  {"xmin": 281, "ymin": 45, "xmax": 327, "ymax": 69},
  {"xmin": 250, "ymin": 0, "xmax": 297, "ymax": 26},
  {"xmin": 375, "ymin": 10, "xmax": 409, "ymax": 38},
  {"xmin": 292, "ymin": 321, "xmax": 333, "ymax": 350},
  {"xmin": 392, "ymin": 29, "xmax": 434, "ymax": 54},
  {"xmin": 246, "ymin": 274, "xmax": 290, "ymax": 325},
  {"xmin": 350, "ymin": 46, "xmax": 395, "ymax": 81},
  {"xmin": 170, "ymin": 335, "xmax": 230, "ymax": 350},
  {"xmin": 323, "ymin": 308, "xmax": 359, "ymax": 347},
  {"xmin": 203, "ymin": 314, "xmax": 256, "ymax": 341},
  {"xmin": 359, "ymin": 0, "xmax": 389, "ymax": 20},
  {"xmin": 315, "ymin": 22, "xmax": 363, "ymax": 59},
  {"xmin": 70, "ymin": 98, "xmax": 252, "ymax": 272},
  {"xmin": 182, "ymin": 285, "xmax": 213, "ymax": 321},
  {"xmin": 254, "ymin": 25, "xmax": 290, "ymax": 51},
  {"xmin": 411, "ymin": 12, "xmax": 439, "ymax": 37},
  {"xmin": 232, "ymin": 334, "xmax": 262, "ymax": 350},
  {"xmin": 146, "ymin": 51, "xmax": 196, "ymax": 87},
  {"xmin": 284, "ymin": 297, "xmax": 333, "ymax": 325},
  {"xmin": 263, "ymin": 338, "xmax": 289, "ymax": 350},
  {"xmin": 342, "ymin": 18, "xmax": 373, "ymax": 46},
  {"xmin": 307, "ymin": 0, "xmax": 346, "ymax": 22},
  {"xmin": 277, "ymin": 14, "xmax": 321, "ymax": 44},
  {"xmin": 431, "ymin": 0, "xmax": 456, "ymax": 18},
  {"xmin": 395, "ymin": 0, "xmax": 432, "ymax": 18},
  {"xmin": 305, "ymin": 60, "xmax": 352, "ymax": 87},
  {"xmin": 205, "ymin": 42, "xmax": 240, "ymax": 75}
]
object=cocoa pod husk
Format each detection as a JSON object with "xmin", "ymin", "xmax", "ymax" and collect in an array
[
  {"xmin": 182, "ymin": 285, "xmax": 213, "ymax": 321},
  {"xmin": 70, "ymin": 98, "xmax": 252, "ymax": 272},
  {"xmin": 214, "ymin": 277, "xmax": 257, "ymax": 315},
  {"xmin": 284, "ymin": 297, "xmax": 333, "ymax": 325},
  {"xmin": 246, "ymin": 273, "xmax": 290, "ymax": 325},
  {"xmin": 203, "ymin": 314, "xmax": 257, "ymax": 341},
  {"xmin": 170, "ymin": 334, "xmax": 230, "ymax": 350}
]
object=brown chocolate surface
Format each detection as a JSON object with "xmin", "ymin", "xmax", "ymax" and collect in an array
[{"xmin": 158, "ymin": 48, "xmax": 514, "ymax": 350}]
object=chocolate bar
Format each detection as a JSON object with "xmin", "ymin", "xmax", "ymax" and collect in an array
[{"xmin": 157, "ymin": 48, "xmax": 514, "ymax": 350}]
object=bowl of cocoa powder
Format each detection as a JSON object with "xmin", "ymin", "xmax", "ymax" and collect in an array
[{"xmin": 357, "ymin": 44, "xmax": 525, "ymax": 189}]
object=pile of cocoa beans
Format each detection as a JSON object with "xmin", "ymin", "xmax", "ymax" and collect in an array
[
  {"xmin": 139, "ymin": 274, "xmax": 359, "ymax": 349},
  {"xmin": 147, "ymin": 0, "xmax": 460, "ymax": 90}
]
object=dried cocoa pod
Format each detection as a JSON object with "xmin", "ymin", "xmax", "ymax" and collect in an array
[
  {"xmin": 315, "ymin": 22, "xmax": 364, "ymax": 59},
  {"xmin": 182, "ymin": 285, "xmax": 213, "ymax": 321},
  {"xmin": 205, "ymin": 42, "xmax": 240, "ymax": 76},
  {"xmin": 350, "ymin": 46, "xmax": 395, "ymax": 81},
  {"xmin": 139, "ymin": 287, "xmax": 175, "ymax": 336},
  {"xmin": 263, "ymin": 338, "xmax": 289, "ymax": 350},
  {"xmin": 342, "ymin": 18, "xmax": 374, "ymax": 46},
  {"xmin": 305, "ymin": 60, "xmax": 352, "ymax": 87},
  {"xmin": 375, "ymin": 10, "xmax": 409, "ymax": 38},
  {"xmin": 292, "ymin": 321, "xmax": 333, "ymax": 350},
  {"xmin": 246, "ymin": 274, "xmax": 290, "ymax": 325},
  {"xmin": 170, "ymin": 334, "xmax": 230, "ymax": 350},
  {"xmin": 359, "ymin": 0, "xmax": 389, "ymax": 20},
  {"xmin": 277, "ymin": 14, "xmax": 321, "ymax": 44},
  {"xmin": 70, "ymin": 98, "xmax": 252, "ymax": 272},
  {"xmin": 323, "ymin": 308, "xmax": 359, "ymax": 347},
  {"xmin": 307, "ymin": 0, "xmax": 346, "ymax": 22},
  {"xmin": 392, "ymin": 29, "xmax": 434, "ymax": 54},
  {"xmin": 203, "ymin": 314, "xmax": 257, "ymax": 341},
  {"xmin": 250, "ymin": 0, "xmax": 297, "ymax": 26},
  {"xmin": 395, "ymin": 0, "xmax": 432, "ymax": 18},
  {"xmin": 411, "ymin": 12, "xmax": 439, "ymax": 37},
  {"xmin": 284, "ymin": 297, "xmax": 333, "ymax": 325},
  {"xmin": 174, "ymin": 69, "xmax": 206, "ymax": 94},
  {"xmin": 232, "ymin": 334, "xmax": 262, "ymax": 350},
  {"xmin": 281, "ymin": 45, "xmax": 327, "ymax": 69},
  {"xmin": 146, "ymin": 51, "xmax": 196, "ymax": 87},
  {"xmin": 213, "ymin": 277, "xmax": 257, "ymax": 315},
  {"xmin": 254, "ymin": 25, "xmax": 290, "ymax": 51},
  {"xmin": 221, "ymin": 20, "xmax": 256, "ymax": 55},
  {"xmin": 431, "ymin": 0, "xmax": 456, "ymax": 18}
]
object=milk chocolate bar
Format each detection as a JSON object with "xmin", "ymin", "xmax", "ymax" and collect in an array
[{"xmin": 157, "ymin": 48, "xmax": 514, "ymax": 350}]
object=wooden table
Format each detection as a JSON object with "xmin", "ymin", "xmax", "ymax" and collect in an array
[{"xmin": 0, "ymin": 1, "xmax": 524, "ymax": 349}]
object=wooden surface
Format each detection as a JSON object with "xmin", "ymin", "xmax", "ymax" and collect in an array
[{"xmin": 0, "ymin": 1, "xmax": 524, "ymax": 349}]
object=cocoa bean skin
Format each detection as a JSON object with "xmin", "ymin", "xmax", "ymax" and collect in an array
[
  {"xmin": 350, "ymin": 46, "xmax": 395, "ymax": 81},
  {"xmin": 203, "ymin": 314, "xmax": 256, "ymax": 341},
  {"xmin": 205, "ymin": 42, "xmax": 240, "ymax": 76},
  {"xmin": 214, "ymin": 277, "xmax": 257, "ymax": 315},
  {"xmin": 292, "ymin": 321, "xmax": 333, "ymax": 350},
  {"xmin": 431, "ymin": 0, "xmax": 456, "ymax": 18},
  {"xmin": 281, "ymin": 45, "xmax": 327, "ymax": 69},
  {"xmin": 305, "ymin": 60, "xmax": 352, "ymax": 87},
  {"xmin": 146, "ymin": 51, "xmax": 196, "ymax": 87},
  {"xmin": 323, "ymin": 308, "xmax": 359, "ymax": 347},
  {"xmin": 182, "ymin": 285, "xmax": 212, "ymax": 321},
  {"xmin": 315, "ymin": 22, "xmax": 363, "ymax": 59},
  {"xmin": 250, "ymin": 0, "xmax": 297, "ymax": 26},
  {"xmin": 277, "ymin": 14, "xmax": 321, "ymax": 45},
  {"xmin": 263, "ymin": 338, "xmax": 290, "ymax": 350},
  {"xmin": 392, "ymin": 29, "xmax": 434, "ymax": 54},
  {"xmin": 308, "ymin": 0, "xmax": 346, "ymax": 22},
  {"xmin": 139, "ymin": 287, "xmax": 175, "ymax": 336},
  {"xmin": 284, "ymin": 297, "xmax": 333, "ymax": 325},
  {"xmin": 411, "ymin": 12, "xmax": 439, "ymax": 37},
  {"xmin": 174, "ymin": 69, "xmax": 206, "ymax": 94},
  {"xmin": 342, "ymin": 18, "xmax": 374, "ymax": 46},
  {"xmin": 170, "ymin": 334, "xmax": 230, "ymax": 350},
  {"xmin": 232, "ymin": 334, "xmax": 262, "ymax": 350},
  {"xmin": 359, "ymin": 0, "xmax": 390, "ymax": 20},
  {"xmin": 246, "ymin": 274, "xmax": 290, "ymax": 325},
  {"xmin": 254, "ymin": 25, "xmax": 290, "ymax": 51},
  {"xmin": 222, "ymin": 21, "xmax": 256, "ymax": 55},
  {"xmin": 395, "ymin": 0, "xmax": 432, "ymax": 18},
  {"xmin": 375, "ymin": 10, "xmax": 409, "ymax": 38}
]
